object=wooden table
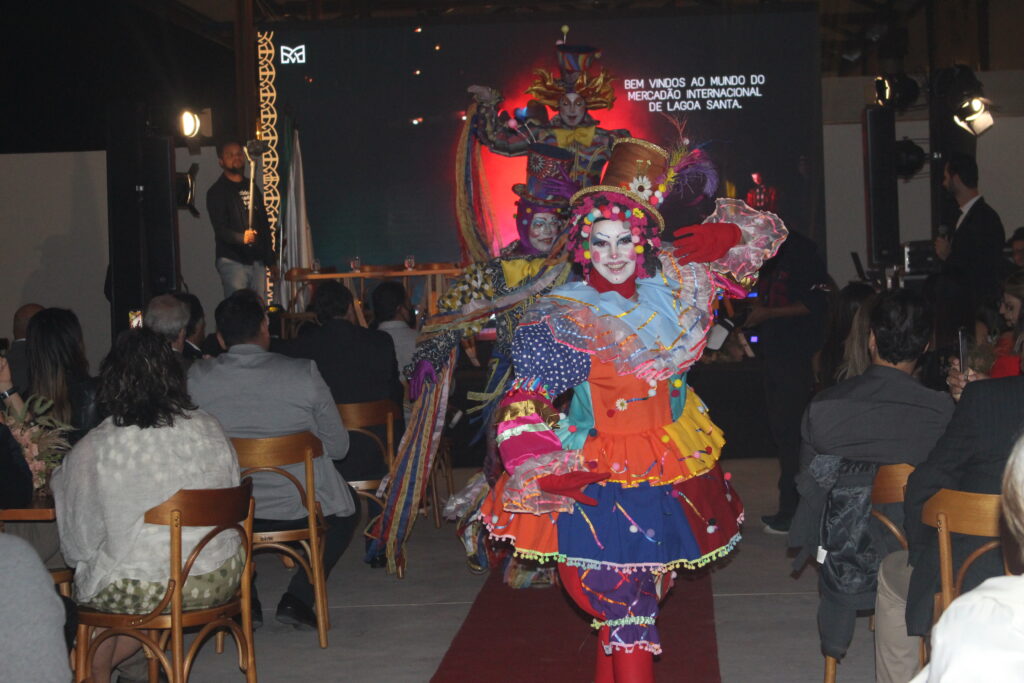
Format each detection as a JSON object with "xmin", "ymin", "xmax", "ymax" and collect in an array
[
  {"xmin": 0, "ymin": 495, "xmax": 56, "ymax": 521},
  {"xmin": 297, "ymin": 266, "xmax": 463, "ymax": 316}
]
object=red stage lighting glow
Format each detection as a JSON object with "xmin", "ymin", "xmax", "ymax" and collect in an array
[{"xmin": 479, "ymin": 67, "xmax": 658, "ymax": 247}]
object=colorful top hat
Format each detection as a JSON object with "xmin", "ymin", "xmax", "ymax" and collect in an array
[
  {"xmin": 514, "ymin": 143, "xmax": 576, "ymax": 255},
  {"xmin": 566, "ymin": 138, "xmax": 672, "ymax": 275}
]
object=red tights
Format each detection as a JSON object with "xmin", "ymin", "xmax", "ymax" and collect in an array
[{"xmin": 556, "ymin": 564, "xmax": 655, "ymax": 683}]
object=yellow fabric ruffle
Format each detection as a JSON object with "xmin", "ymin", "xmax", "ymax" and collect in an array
[
  {"xmin": 500, "ymin": 258, "xmax": 547, "ymax": 289},
  {"xmin": 661, "ymin": 386, "xmax": 726, "ymax": 478}
]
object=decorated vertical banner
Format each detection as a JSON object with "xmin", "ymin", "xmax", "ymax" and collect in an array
[{"xmin": 257, "ymin": 31, "xmax": 281, "ymax": 303}]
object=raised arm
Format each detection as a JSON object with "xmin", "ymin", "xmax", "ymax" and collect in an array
[{"xmin": 468, "ymin": 85, "xmax": 531, "ymax": 157}]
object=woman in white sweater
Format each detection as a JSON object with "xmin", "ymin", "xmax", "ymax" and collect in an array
[{"xmin": 52, "ymin": 327, "xmax": 241, "ymax": 683}]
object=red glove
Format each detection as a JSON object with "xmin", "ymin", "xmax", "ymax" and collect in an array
[
  {"xmin": 537, "ymin": 471, "xmax": 611, "ymax": 506},
  {"xmin": 672, "ymin": 222, "xmax": 741, "ymax": 265}
]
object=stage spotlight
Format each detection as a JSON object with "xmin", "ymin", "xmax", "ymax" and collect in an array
[
  {"xmin": 411, "ymin": 117, "xmax": 423, "ymax": 125},
  {"xmin": 179, "ymin": 110, "xmax": 201, "ymax": 138},
  {"xmin": 939, "ymin": 65, "xmax": 995, "ymax": 137},
  {"xmin": 874, "ymin": 73, "xmax": 919, "ymax": 112},
  {"xmin": 175, "ymin": 163, "xmax": 200, "ymax": 217},
  {"xmin": 893, "ymin": 138, "xmax": 926, "ymax": 179},
  {"xmin": 953, "ymin": 96, "xmax": 994, "ymax": 136},
  {"xmin": 414, "ymin": 27, "xmax": 422, "ymax": 33},
  {"xmin": 434, "ymin": 44, "xmax": 441, "ymax": 51}
]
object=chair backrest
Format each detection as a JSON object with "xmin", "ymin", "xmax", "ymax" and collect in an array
[
  {"xmin": 232, "ymin": 432, "xmax": 323, "ymax": 514},
  {"xmin": 232, "ymin": 431, "xmax": 323, "ymax": 469},
  {"xmin": 145, "ymin": 479, "xmax": 254, "ymax": 528},
  {"xmin": 871, "ymin": 464, "xmax": 914, "ymax": 504},
  {"xmin": 870, "ymin": 464, "xmax": 915, "ymax": 551},
  {"xmin": 337, "ymin": 400, "xmax": 398, "ymax": 474},
  {"xmin": 921, "ymin": 488, "xmax": 1005, "ymax": 616},
  {"xmin": 141, "ymin": 480, "xmax": 254, "ymax": 619}
]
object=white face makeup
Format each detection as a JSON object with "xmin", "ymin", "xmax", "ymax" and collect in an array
[
  {"xmin": 589, "ymin": 219, "xmax": 637, "ymax": 284},
  {"xmin": 559, "ymin": 93, "xmax": 586, "ymax": 127},
  {"xmin": 527, "ymin": 212, "xmax": 559, "ymax": 253}
]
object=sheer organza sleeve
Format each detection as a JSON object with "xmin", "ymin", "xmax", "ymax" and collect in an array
[{"xmin": 703, "ymin": 198, "xmax": 788, "ymax": 294}]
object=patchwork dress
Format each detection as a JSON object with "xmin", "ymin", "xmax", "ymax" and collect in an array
[{"xmin": 480, "ymin": 200, "xmax": 786, "ymax": 653}]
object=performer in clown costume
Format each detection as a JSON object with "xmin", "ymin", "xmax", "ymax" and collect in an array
[
  {"xmin": 481, "ymin": 138, "xmax": 786, "ymax": 680},
  {"xmin": 468, "ymin": 29, "xmax": 628, "ymax": 189}
]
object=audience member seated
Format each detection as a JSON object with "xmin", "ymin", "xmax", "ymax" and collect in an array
[
  {"xmin": 815, "ymin": 281, "xmax": 875, "ymax": 389},
  {"xmin": 188, "ymin": 289, "xmax": 359, "ymax": 630},
  {"xmin": 1007, "ymin": 226, "xmax": 1024, "ymax": 269},
  {"xmin": 143, "ymin": 293, "xmax": 193, "ymax": 370},
  {"xmin": 835, "ymin": 291, "xmax": 878, "ymax": 383},
  {"xmin": 173, "ymin": 292, "xmax": 207, "ymax": 362},
  {"xmin": 873, "ymin": 365, "xmax": 1024, "ymax": 681},
  {"xmin": 990, "ymin": 269, "xmax": 1024, "ymax": 378},
  {"xmin": 0, "ymin": 534, "xmax": 72, "ymax": 682},
  {"xmin": 787, "ymin": 289, "xmax": 954, "ymax": 664},
  {"xmin": 372, "ymin": 281, "xmax": 418, "ymax": 422},
  {"xmin": 277, "ymin": 280, "xmax": 403, "ymax": 482},
  {"xmin": 909, "ymin": 433, "xmax": 1024, "ymax": 681},
  {"xmin": 1, "ymin": 308, "xmax": 103, "ymax": 570},
  {"xmin": 24, "ymin": 308, "xmax": 102, "ymax": 445},
  {"xmin": 51, "ymin": 328, "xmax": 242, "ymax": 683},
  {"xmin": 0, "ymin": 420, "xmax": 33, "ymax": 509},
  {"xmin": 6, "ymin": 302, "xmax": 42, "ymax": 394}
]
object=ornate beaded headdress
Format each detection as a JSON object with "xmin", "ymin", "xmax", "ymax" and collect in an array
[{"xmin": 525, "ymin": 28, "xmax": 617, "ymax": 111}]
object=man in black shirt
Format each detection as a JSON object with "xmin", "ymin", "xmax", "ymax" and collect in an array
[
  {"xmin": 744, "ymin": 230, "xmax": 831, "ymax": 533},
  {"xmin": 206, "ymin": 140, "xmax": 276, "ymax": 299}
]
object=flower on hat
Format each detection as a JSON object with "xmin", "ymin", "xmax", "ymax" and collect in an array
[{"xmin": 628, "ymin": 175, "xmax": 653, "ymax": 200}]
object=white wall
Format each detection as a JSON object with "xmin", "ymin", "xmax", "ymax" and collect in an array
[
  {"xmin": 824, "ymin": 115, "xmax": 1024, "ymax": 287},
  {"xmin": 175, "ymin": 145, "xmax": 225, "ymax": 327},
  {"xmin": 0, "ymin": 151, "xmax": 110, "ymax": 370},
  {"xmin": 0, "ymin": 146, "xmax": 224, "ymax": 370}
]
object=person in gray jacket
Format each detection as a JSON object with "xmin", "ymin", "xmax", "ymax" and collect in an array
[
  {"xmin": 188, "ymin": 289, "xmax": 358, "ymax": 631},
  {"xmin": 787, "ymin": 289, "xmax": 954, "ymax": 667}
]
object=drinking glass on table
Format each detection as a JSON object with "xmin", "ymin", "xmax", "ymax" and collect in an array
[
  {"xmin": 349, "ymin": 256, "xmax": 361, "ymax": 272},
  {"xmin": 404, "ymin": 254, "xmax": 416, "ymax": 270}
]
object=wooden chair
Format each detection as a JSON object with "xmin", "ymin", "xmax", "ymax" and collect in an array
[
  {"xmin": 871, "ymin": 463, "xmax": 915, "ymax": 550},
  {"xmin": 336, "ymin": 400, "xmax": 399, "ymax": 514},
  {"xmin": 824, "ymin": 463, "xmax": 917, "ymax": 682},
  {"xmin": 431, "ymin": 436, "xmax": 456, "ymax": 524},
  {"xmin": 74, "ymin": 481, "xmax": 256, "ymax": 683},
  {"xmin": 232, "ymin": 432, "xmax": 331, "ymax": 648},
  {"xmin": 921, "ymin": 489, "xmax": 1007, "ymax": 620}
]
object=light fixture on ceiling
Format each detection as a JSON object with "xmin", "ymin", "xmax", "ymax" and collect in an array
[
  {"xmin": 943, "ymin": 66, "xmax": 995, "ymax": 137},
  {"xmin": 953, "ymin": 96, "xmax": 994, "ymax": 136},
  {"xmin": 180, "ymin": 110, "xmax": 201, "ymax": 138},
  {"xmin": 874, "ymin": 73, "xmax": 920, "ymax": 112}
]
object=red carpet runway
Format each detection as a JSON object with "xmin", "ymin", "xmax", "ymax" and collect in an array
[{"xmin": 432, "ymin": 569, "xmax": 722, "ymax": 682}]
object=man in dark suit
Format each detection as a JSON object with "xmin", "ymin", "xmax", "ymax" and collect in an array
[
  {"xmin": 873, "ymin": 373, "xmax": 1024, "ymax": 681},
  {"xmin": 276, "ymin": 281, "xmax": 403, "ymax": 482},
  {"xmin": 933, "ymin": 153, "xmax": 1006, "ymax": 312}
]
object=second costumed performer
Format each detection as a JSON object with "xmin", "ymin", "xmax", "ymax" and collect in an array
[{"xmin": 481, "ymin": 138, "xmax": 786, "ymax": 681}]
